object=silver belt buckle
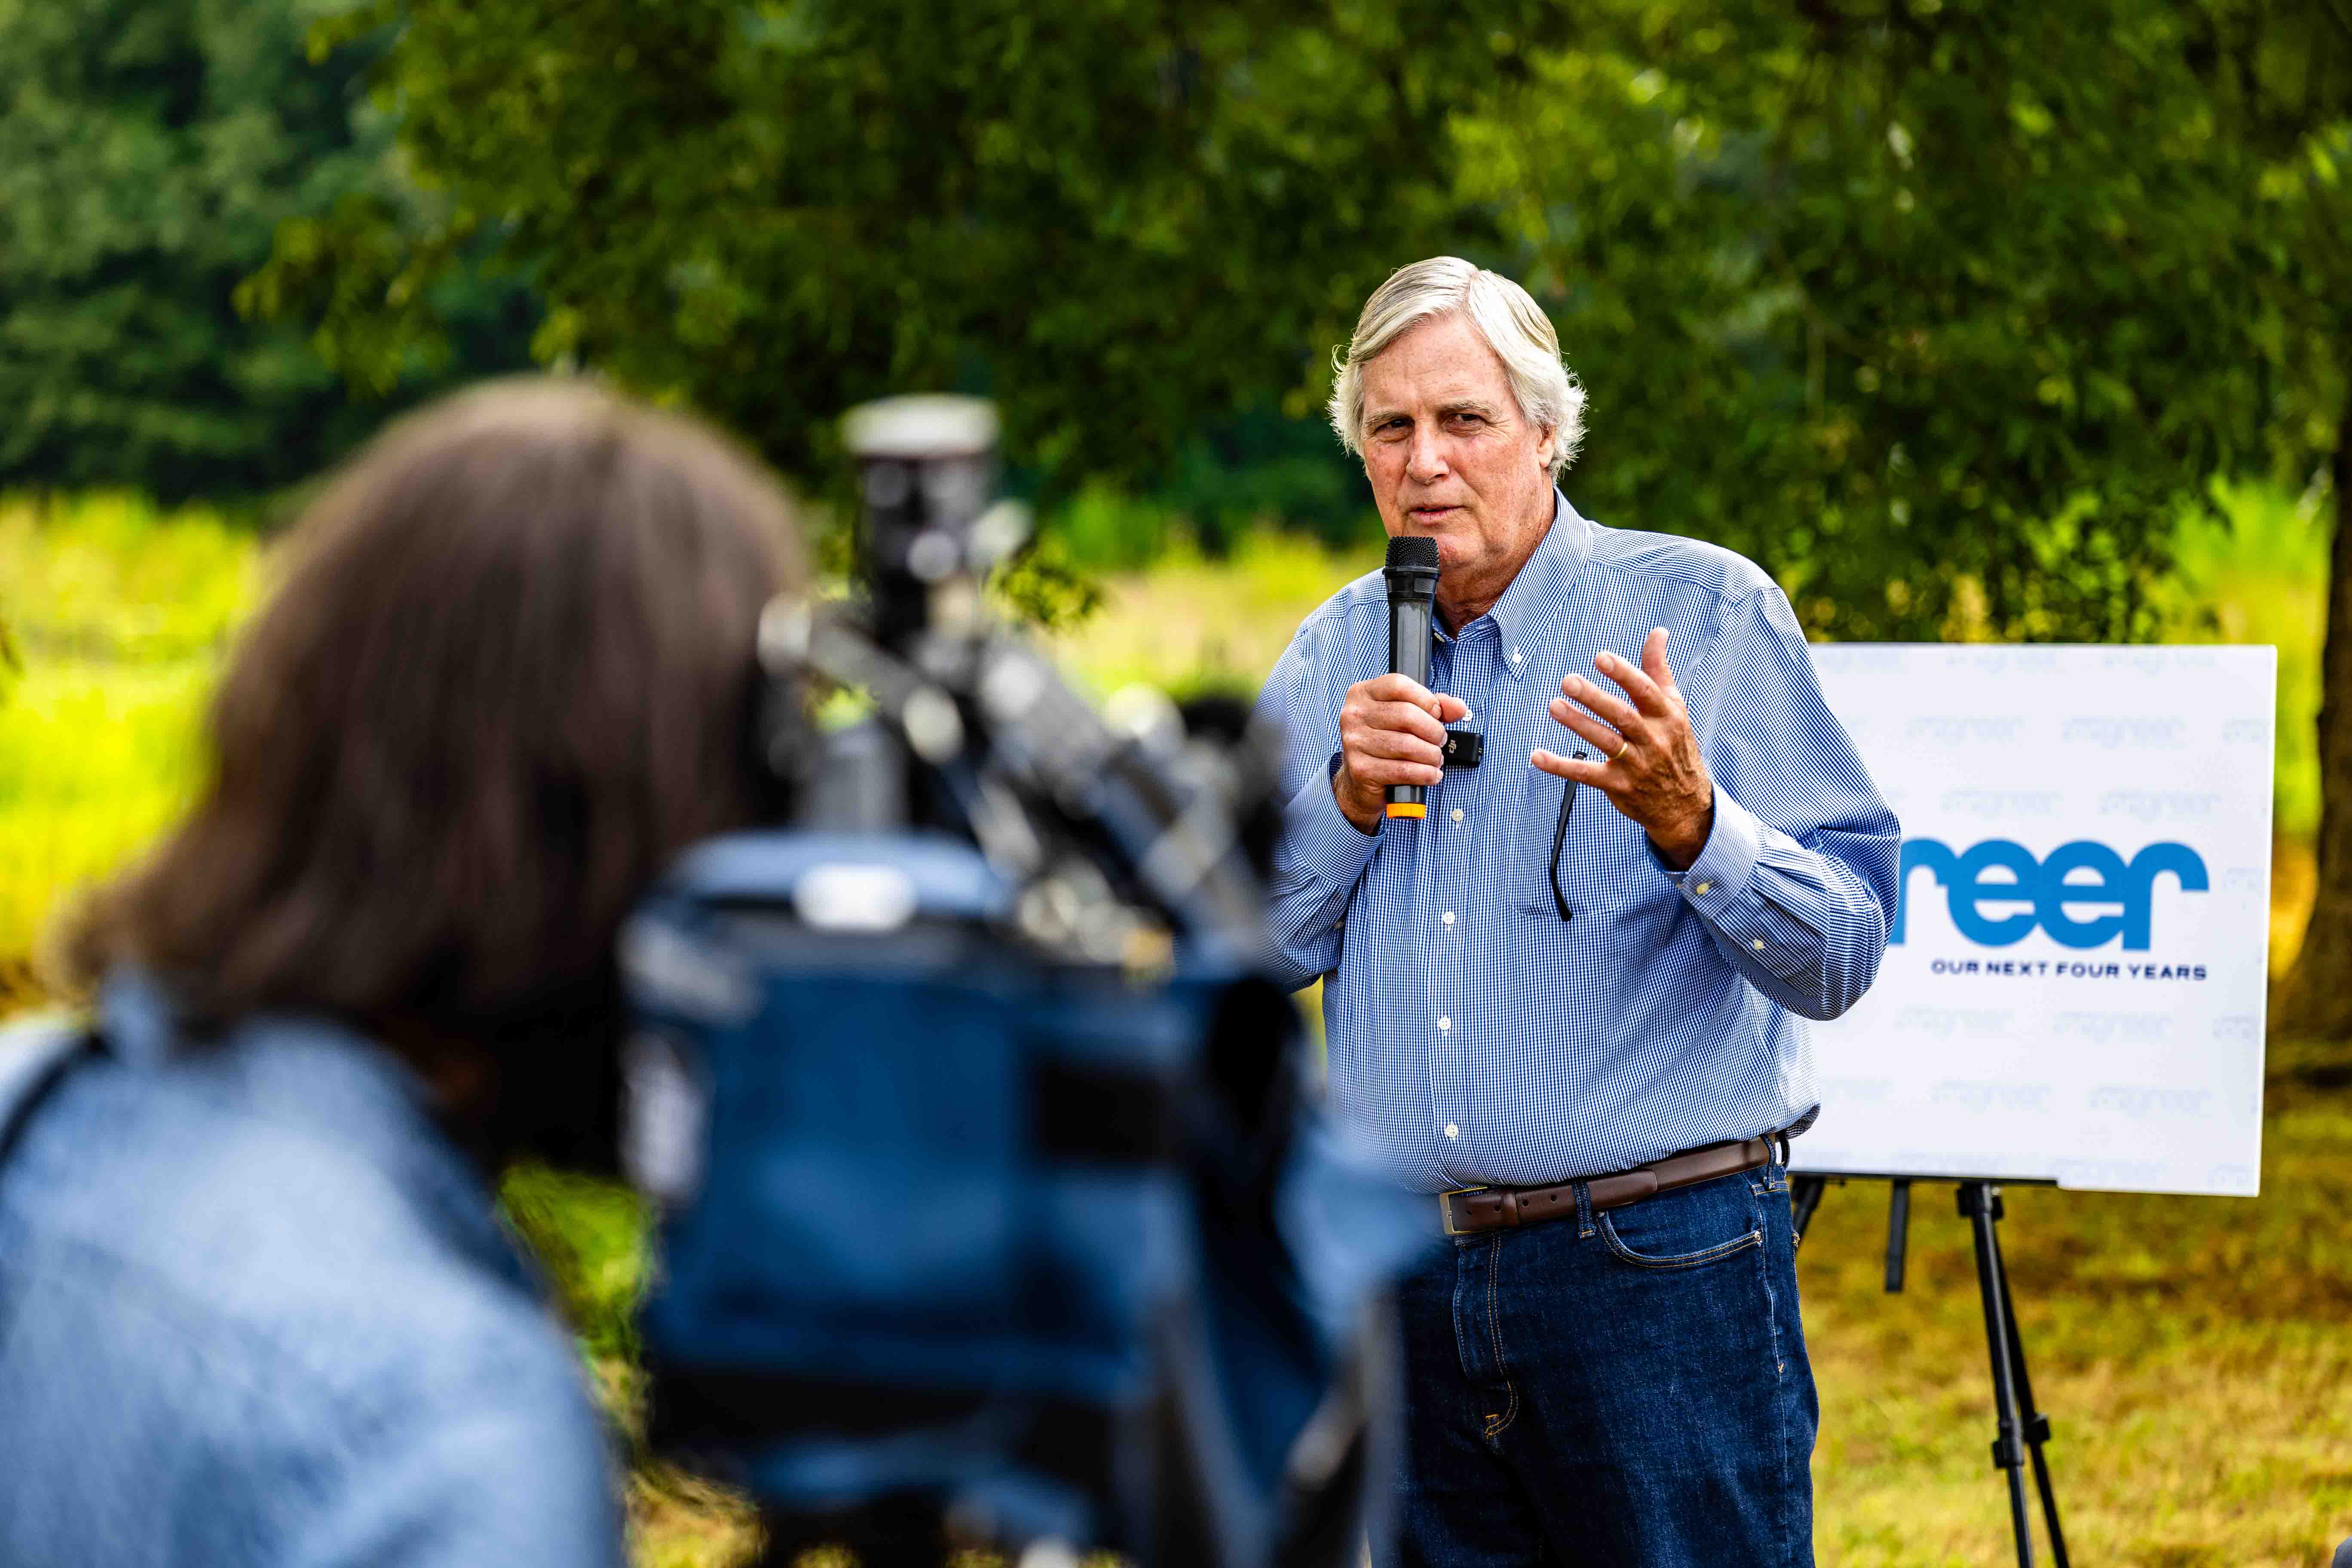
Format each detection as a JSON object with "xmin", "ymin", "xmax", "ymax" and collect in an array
[{"xmin": 1439, "ymin": 1186, "xmax": 1487, "ymax": 1237}]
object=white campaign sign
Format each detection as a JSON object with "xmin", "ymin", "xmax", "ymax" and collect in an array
[{"xmin": 1794, "ymin": 644, "xmax": 2274, "ymax": 1197}]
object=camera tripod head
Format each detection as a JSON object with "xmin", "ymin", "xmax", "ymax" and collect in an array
[{"xmin": 842, "ymin": 395, "xmax": 1031, "ymax": 650}]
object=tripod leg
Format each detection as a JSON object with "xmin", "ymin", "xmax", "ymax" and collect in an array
[
  {"xmin": 1884, "ymin": 1179, "xmax": 1911, "ymax": 1293},
  {"xmin": 1960, "ymin": 1182, "xmax": 2036, "ymax": 1568},
  {"xmin": 1994, "ymin": 1225, "xmax": 2071, "ymax": 1568},
  {"xmin": 1790, "ymin": 1175, "xmax": 1828, "ymax": 1245}
]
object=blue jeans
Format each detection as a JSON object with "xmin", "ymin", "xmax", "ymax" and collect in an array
[{"xmin": 1381, "ymin": 1164, "xmax": 1816, "ymax": 1568}]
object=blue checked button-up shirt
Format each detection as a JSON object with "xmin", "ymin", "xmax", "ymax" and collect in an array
[{"xmin": 1255, "ymin": 493, "xmax": 1900, "ymax": 1194}]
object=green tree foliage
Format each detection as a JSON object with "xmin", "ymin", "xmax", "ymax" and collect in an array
[
  {"xmin": 261, "ymin": 0, "xmax": 2294, "ymax": 642},
  {"xmin": 0, "ymin": 0, "xmax": 533, "ymax": 504},
  {"xmin": 251, "ymin": 0, "xmax": 1572, "ymax": 500},
  {"xmin": 2184, "ymin": 0, "xmax": 2352, "ymax": 1036},
  {"xmin": 1461, "ymin": 0, "xmax": 2278, "ymax": 642},
  {"xmin": 2192, "ymin": 0, "xmax": 2350, "ymax": 470}
]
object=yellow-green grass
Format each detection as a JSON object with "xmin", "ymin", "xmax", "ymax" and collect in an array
[
  {"xmin": 0, "ymin": 661, "xmax": 214, "ymax": 998},
  {"xmin": 3, "ymin": 484, "xmax": 2348, "ymax": 1567},
  {"xmin": 1038, "ymin": 529, "xmax": 1384, "ymax": 699},
  {"xmin": 0, "ymin": 494, "xmax": 261, "ymax": 1000},
  {"xmin": 0, "ymin": 490, "xmax": 260, "ymax": 661},
  {"xmin": 1803, "ymin": 1065, "xmax": 2352, "ymax": 1566}
]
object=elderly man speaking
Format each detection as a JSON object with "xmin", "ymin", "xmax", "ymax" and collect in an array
[{"xmin": 1257, "ymin": 257, "xmax": 1900, "ymax": 1565}]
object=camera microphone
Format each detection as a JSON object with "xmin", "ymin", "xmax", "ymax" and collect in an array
[{"xmin": 1382, "ymin": 534, "xmax": 1442, "ymax": 821}]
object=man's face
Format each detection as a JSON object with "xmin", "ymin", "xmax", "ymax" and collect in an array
[{"xmin": 1357, "ymin": 311, "xmax": 1557, "ymax": 603}]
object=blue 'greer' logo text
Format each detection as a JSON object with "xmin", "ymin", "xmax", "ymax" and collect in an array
[{"xmin": 1891, "ymin": 838, "xmax": 2208, "ymax": 951}]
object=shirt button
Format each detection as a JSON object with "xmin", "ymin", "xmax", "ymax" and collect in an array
[
  {"xmin": 1694, "ymin": 881, "xmax": 1711, "ymax": 895},
  {"xmin": 1437, "ymin": 1016, "xmax": 1452, "ymax": 1031},
  {"xmin": 1444, "ymin": 1123, "xmax": 1460, "ymax": 1139},
  {"xmin": 1451, "ymin": 808, "xmax": 1464, "ymax": 823},
  {"xmin": 1442, "ymin": 911, "xmax": 1455, "ymax": 926},
  {"xmin": 1510, "ymin": 649, "xmax": 1522, "ymax": 665},
  {"xmin": 1752, "ymin": 939, "xmax": 1767, "ymax": 950},
  {"xmin": 1462, "ymin": 710, "xmax": 1473, "ymax": 722}
]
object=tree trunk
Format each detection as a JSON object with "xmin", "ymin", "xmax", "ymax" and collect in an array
[{"xmin": 2276, "ymin": 391, "xmax": 2352, "ymax": 1040}]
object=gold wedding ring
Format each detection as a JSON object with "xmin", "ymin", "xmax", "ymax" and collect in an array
[{"xmin": 1613, "ymin": 739, "xmax": 1630, "ymax": 761}]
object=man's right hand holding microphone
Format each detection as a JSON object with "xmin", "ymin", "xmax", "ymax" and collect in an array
[{"xmin": 1332, "ymin": 674, "xmax": 1469, "ymax": 834}]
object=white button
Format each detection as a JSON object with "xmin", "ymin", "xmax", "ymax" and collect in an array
[
  {"xmin": 1510, "ymin": 649, "xmax": 1523, "ymax": 664},
  {"xmin": 1444, "ymin": 1123, "xmax": 1460, "ymax": 1139},
  {"xmin": 1694, "ymin": 881, "xmax": 1711, "ymax": 895},
  {"xmin": 1442, "ymin": 911, "xmax": 1456, "ymax": 926},
  {"xmin": 1752, "ymin": 939, "xmax": 1767, "ymax": 950},
  {"xmin": 1451, "ymin": 808, "xmax": 1464, "ymax": 823},
  {"xmin": 1463, "ymin": 710, "xmax": 1473, "ymax": 722},
  {"xmin": 1437, "ymin": 1016, "xmax": 1452, "ymax": 1031}
]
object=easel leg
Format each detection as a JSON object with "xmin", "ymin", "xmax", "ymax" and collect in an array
[
  {"xmin": 1884, "ymin": 1179, "xmax": 1911, "ymax": 1292},
  {"xmin": 1960, "ymin": 1182, "xmax": 2036, "ymax": 1568},
  {"xmin": 1790, "ymin": 1175, "xmax": 1828, "ymax": 1245},
  {"xmin": 1994, "ymin": 1224, "xmax": 2071, "ymax": 1567}
]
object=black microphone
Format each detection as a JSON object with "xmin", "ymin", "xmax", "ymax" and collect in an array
[{"xmin": 1382, "ymin": 534, "xmax": 1442, "ymax": 821}]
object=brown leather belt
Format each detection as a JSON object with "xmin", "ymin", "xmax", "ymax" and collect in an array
[{"xmin": 1439, "ymin": 1135, "xmax": 1779, "ymax": 1237}]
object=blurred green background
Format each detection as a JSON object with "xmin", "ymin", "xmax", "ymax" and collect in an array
[{"xmin": 5, "ymin": 0, "xmax": 2352, "ymax": 1562}]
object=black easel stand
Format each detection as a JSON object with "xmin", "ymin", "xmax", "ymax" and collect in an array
[
  {"xmin": 1959, "ymin": 1182, "xmax": 2071, "ymax": 1568},
  {"xmin": 1788, "ymin": 1176, "xmax": 2071, "ymax": 1568}
]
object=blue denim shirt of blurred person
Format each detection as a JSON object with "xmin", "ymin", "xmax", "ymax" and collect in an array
[{"xmin": 0, "ymin": 972, "xmax": 625, "ymax": 1568}]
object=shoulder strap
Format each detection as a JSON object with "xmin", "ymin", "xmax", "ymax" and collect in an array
[{"xmin": 0, "ymin": 1013, "xmax": 97, "ymax": 1169}]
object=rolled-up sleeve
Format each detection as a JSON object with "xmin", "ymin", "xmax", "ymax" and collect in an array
[
  {"xmin": 1655, "ymin": 586, "xmax": 1900, "ymax": 1021},
  {"xmin": 1254, "ymin": 618, "xmax": 1382, "ymax": 991}
]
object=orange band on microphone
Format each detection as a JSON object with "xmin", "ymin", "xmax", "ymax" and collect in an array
[{"xmin": 1386, "ymin": 802, "xmax": 1427, "ymax": 820}]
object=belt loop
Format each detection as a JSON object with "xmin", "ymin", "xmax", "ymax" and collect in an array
[
  {"xmin": 1572, "ymin": 1179, "xmax": 1595, "ymax": 1238},
  {"xmin": 1499, "ymin": 1188, "xmax": 1521, "ymax": 1228}
]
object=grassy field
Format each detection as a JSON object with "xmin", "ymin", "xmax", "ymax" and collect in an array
[
  {"xmin": 0, "ymin": 494, "xmax": 261, "ymax": 1005},
  {"xmin": 1803, "ymin": 1059, "xmax": 2352, "ymax": 1567},
  {"xmin": 3, "ymin": 485, "xmax": 2348, "ymax": 1565}
]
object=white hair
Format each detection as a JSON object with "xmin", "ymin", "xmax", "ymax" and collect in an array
[{"xmin": 1327, "ymin": 257, "xmax": 1585, "ymax": 480}]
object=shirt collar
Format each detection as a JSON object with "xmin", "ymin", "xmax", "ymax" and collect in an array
[{"xmin": 1473, "ymin": 490, "xmax": 1592, "ymax": 681}]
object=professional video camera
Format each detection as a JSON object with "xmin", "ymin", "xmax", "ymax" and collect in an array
[{"xmin": 618, "ymin": 398, "xmax": 1421, "ymax": 1566}]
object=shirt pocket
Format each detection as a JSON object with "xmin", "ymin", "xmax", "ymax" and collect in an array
[{"xmin": 1510, "ymin": 768, "xmax": 1657, "ymax": 918}]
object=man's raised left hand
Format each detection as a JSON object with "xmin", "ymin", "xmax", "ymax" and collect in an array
[{"xmin": 1530, "ymin": 627, "xmax": 1715, "ymax": 870}]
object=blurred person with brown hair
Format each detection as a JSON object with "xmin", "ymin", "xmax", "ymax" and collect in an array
[{"xmin": 0, "ymin": 378, "xmax": 803, "ymax": 1567}]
